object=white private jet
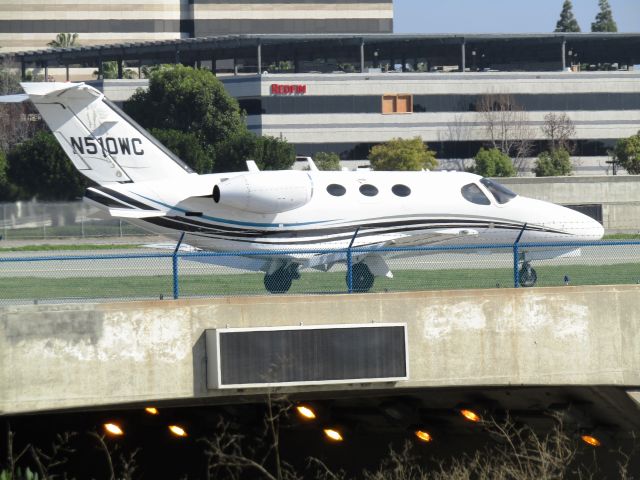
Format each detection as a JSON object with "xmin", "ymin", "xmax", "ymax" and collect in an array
[{"xmin": 3, "ymin": 82, "xmax": 604, "ymax": 292}]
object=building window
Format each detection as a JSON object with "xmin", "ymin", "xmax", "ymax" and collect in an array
[
  {"xmin": 382, "ymin": 94, "xmax": 413, "ymax": 114},
  {"xmin": 359, "ymin": 184, "xmax": 379, "ymax": 196}
]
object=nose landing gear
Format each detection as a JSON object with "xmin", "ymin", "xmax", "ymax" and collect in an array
[{"xmin": 518, "ymin": 261, "xmax": 537, "ymax": 287}]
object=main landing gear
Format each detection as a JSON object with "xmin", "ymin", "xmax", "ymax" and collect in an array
[
  {"xmin": 518, "ymin": 261, "xmax": 537, "ymax": 287},
  {"xmin": 263, "ymin": 264, "xmax": 300, "ymax": 294},
  {"xmin": 346, "ymin": 262, "xmax": 375, "ymax": 293}
]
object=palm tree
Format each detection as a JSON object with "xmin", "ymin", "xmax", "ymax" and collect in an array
[
  {"xmin": 94, "ymin": 61, "xmax": 138, "ymax": 79},
  {"xmin": 47, "ymin": 33, "xmax": 80, "ymax": 48}
]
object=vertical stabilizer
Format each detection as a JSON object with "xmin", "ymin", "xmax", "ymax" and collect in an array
[{"xmin": 21, "ymin": 82, "xmax": 194, "ymax": 184}]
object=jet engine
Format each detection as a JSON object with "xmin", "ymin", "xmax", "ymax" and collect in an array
[{"xmin": 213, "ymin": 171, "xmax": 313, "ymax": 214}]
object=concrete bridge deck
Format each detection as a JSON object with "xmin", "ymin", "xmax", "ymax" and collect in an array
[{"xmin": 2, "ymin": 285, "xmax": 640, "ymax": 420}]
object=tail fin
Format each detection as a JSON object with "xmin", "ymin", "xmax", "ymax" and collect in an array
[{"xmin": 21, "ymin": 82, "xmax": 194, "ymax": 184}]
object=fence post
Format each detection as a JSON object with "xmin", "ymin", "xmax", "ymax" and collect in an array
[
  {"xmin": 346, "ymin": 227, "xmax": 360, "ymax": 293},
  {"xmin": 2, "ymin": 204, "xmax": 6, "ymax": 240},
  {"xmin": 173, "ymin": 232, "xmax": 185, "ymax": 299},
  {"xmin": 513, "ymin": 223, "xmax": 527, "ymax": 288}
]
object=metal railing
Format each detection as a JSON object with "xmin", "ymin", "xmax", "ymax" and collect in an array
[{"xmin": 1, "ymin": 240, "xmax": 639, "ymax": 305}]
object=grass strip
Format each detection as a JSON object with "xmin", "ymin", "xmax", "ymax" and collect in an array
[
  {"xmin": 2, "ymin": 263, "xmax": 639, "ymax": 302},
  {"xmin": 0, "ymin": 244, "xmax": 143, "ymax": 252}
]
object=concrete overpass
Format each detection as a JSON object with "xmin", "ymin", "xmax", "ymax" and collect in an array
[
  {"xmin": 3, "ymin": 285, "xmax": 640, "ymax": 476},
  {"xmin": 2, "ymin": 285, "xmax": 640, "ymax": 416}
]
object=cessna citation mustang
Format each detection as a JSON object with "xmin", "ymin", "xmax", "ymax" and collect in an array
[{"xmin": 4, "ymin": 82, "xmax": 604, "ymax": 293}]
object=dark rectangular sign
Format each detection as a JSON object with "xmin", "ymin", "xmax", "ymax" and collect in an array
[{"xmin": 206, "ymin": 324, "xmax": 407, "ymax": 389}]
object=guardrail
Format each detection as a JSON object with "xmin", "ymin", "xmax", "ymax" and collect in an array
[{"xmin": 1, "ymin": 240, "xmax": 639, "ymax": 305}]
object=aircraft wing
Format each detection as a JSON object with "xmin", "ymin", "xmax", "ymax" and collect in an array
[
  {"xmin": 381, "ymin": 228, "xmax": 479, "ymax": 247},
  {"xmin": 141, "ymin": 227, "xmax": 480, "ymax": 278},
  {"xmin": 142, "ymin": 243, "xmax": 271, "ymax": 272}
]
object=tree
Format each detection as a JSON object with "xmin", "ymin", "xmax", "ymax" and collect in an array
[
  {"xmin": 0, "ymin": 58, "xmax": 21, "ymax": 95},
  {"xmin": 149, "ymin": 128, "xmax": 214, "ymax": 173},
  {"xmin": 252, "ymin": 135, "xmax": 296, "ymax": 171},
  {"xmin": 124, "ymin": 65, "xmax": 247, "ymax": 152},
  {"xmin": 313, "ymin": 152, "xmax": 341, "ymax": 171},
  {"xmin": 471, "ymin": 147, "xmax": 515, "ymax": 177},
  {"xmin": 7, "ymin": 131, "xmax": 86, "ymax": 200},
  {"xmin": 213, "ymin": 131, "xmax": 296, "ymax": 172},
  {"xmin": 0, "ymin": 59, "xmax": 43, "ymax": 156},
  {"xmin": 533, "ymin": 148, "xmax": 573, "ymax": 177},
  {"xmin": 591, "ymin": 0, "xmax": 618, "ymax": 32},
  {"xmin": 476, "ymin": 94, "xmax": 533, "ymax": 173},
  {"xmin": 94, "ymin": 61, "xmax": 138, "ymax": 79},
  {"xmin": 613, "ymin": 130, "xmax": 640, "ymax": 174},
  {"xmin": 555, "ymin": 0, "xmax": 581, "ymax": 32},
  {"xmin": 47, "ymin": 33, "xmax": 80, "ymax": 48},
  {"xmin": 541, "ymin": 112, "xmax": 575, "ymax": 152},
  {"xmin": 0, "ymin": 149, "xmax": 20, "ymax": 201},
  {"xmin": 214, "ymin": 130, "xmax": 258, "ymax": 173},
  {"xmin": 368, "ymin": 137, "xmax": 437, "ymax": 171}
]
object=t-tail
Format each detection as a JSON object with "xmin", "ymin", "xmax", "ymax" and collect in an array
[{"xmin": 19, "ymin": 82, "xmax": 194, "ymax": 184}]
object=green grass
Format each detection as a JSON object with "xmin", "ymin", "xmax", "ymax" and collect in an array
[
  {"xmin": 0, "ymin": 244, "xmax": 143, "ymax": 252},
  {"xmin": 603, "ymin": 233, "xmax": 640, "ymax": 240},
  {"xmin": 2, "ymin": 263, "xmax": 639, "ymax": 302},
  {"xmin": 1, "ymin": 223, "xmax": 149, "ymax": 240}
]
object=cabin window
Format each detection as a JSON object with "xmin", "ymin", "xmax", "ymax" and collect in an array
[
  {"xmin": 392, "ymin": 184, "xmax": 411, "ymax": 197},
  {"xmin": 480, "ymin": 178, "xmax": 517, "ymax": 204},
  {"xmin": 461, "ymin": 183, "xmax": 490, "ymax": 205},
  {"xmin": 359, "ymin": 184, "xmax": 379, "ymax": 196},
  {"xmin": 326, "ymin": 184, "xmax": 346, "ymax": 196}
]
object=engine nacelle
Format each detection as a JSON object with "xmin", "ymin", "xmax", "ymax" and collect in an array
[{"xmin": 213, "ymin": 171, "xmax": 313, "ymax": 214}]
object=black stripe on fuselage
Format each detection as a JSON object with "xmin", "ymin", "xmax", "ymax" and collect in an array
[
  {"xmin": 85, "ymin": 189, "xmax": 133, "ymax": 209},
  {"xmin": 142, "ymin": 216, "xmax": 569, "ymax": 246},
  {"xmin": 158, "ymin": 215, "xmax": 566, "ymax": 238},
  {"xmin": 93, "ymin": 186, "xmax": 156, "ymax": 210}
]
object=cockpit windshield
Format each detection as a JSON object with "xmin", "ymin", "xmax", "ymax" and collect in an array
[{"xmin": 480, "ymin": 178, "xmax": 517, "ymax": 204}]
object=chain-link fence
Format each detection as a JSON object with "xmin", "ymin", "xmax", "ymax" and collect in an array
[
  {"xmin": 1, "ymin": 241, "xmax": 639, "ymax": 305},
  {"xmin": 0, "ymin": 201, "xmax": 150, "ymax": 240}
]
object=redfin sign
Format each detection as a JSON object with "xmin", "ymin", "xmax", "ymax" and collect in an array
[{"xmin": 270, "ymin": 84, "xmax": 307, "ymax": 95}]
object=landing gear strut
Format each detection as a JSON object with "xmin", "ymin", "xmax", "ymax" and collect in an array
[
  {"xmin": 518, "ymin": 261, "xmax": 537, "ymax": 287},
  {"xmin": 346, "ymin": 262, "xmax": 375, "ymax": 293},
  {"xmin": 264, "ymin": 264, "xmax": 299, "ymax": 294}
]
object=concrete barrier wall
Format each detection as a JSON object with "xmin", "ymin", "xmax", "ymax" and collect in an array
[{"xmin": 2, "ymin": 285, "xmax": 640, "ymax": 415}]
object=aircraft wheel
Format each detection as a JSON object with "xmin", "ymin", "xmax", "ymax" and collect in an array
[
  {"xmin": 347, "ymin": 263, "xmax": 375, "ymax": 293},
  {"xmin": 519, "ymin": 263, "xmax": 537, "ymax": 287},
  {"xmin": 263, "ymin": 265, "xmax": 296, "ymax": 294}
]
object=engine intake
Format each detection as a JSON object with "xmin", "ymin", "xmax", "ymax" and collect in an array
[{"xmin": 213, "ymin": 171, "xmax": 313, "ymax": 214}]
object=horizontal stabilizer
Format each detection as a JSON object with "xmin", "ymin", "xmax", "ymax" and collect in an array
[
  {"xmin": 0, "ymin": 93, "xmax": 29, "ymax": 103},
  {"xmin": 108, "ymin": 208, "xmax": 166, "ymax": 219}
]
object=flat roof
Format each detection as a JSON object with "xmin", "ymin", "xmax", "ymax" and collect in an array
[{"xmin": 2, "ymin": 33, "xmax": 640, "ymax": 68}]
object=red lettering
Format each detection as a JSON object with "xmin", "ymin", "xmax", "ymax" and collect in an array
[{"xmin": 270, "ymin": 83, "xmax": 307, "ymax": 95}]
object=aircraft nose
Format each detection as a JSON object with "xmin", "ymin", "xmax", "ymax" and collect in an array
[{"xmin": 563, "ymin": 208, "xmax": 604, "ymax": 241}]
